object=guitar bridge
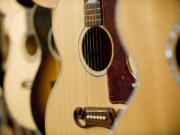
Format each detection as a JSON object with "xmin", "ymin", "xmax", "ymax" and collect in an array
[{"xmin": 73, "ymin": 107, "xmax": 120, "ymax": 129}]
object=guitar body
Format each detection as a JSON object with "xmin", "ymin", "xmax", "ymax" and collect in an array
[
  {"xmin": 33, "ymin": 0, "xmax": 57, "ymax": 8},
  {"xmin": 0, "ymin": 0, "xmax": 20, "ymax": 15},
  {"xmin": 113, "ymin": 0, "xmax": 180, "ymax": 134},
  {"xmin": 3, "ymin": 6, "xmax": 41, "ymax": 130},
  {"xmin": 46, "ymin": 0, "xmax": 135, "ymax": 134},
  {"xmin": 31, "ymin": 6, "xmax": 61, "ymax": 134}
]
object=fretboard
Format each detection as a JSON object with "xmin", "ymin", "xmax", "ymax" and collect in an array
[
  {"xmin": 25, "ymin": 8, "xmax": 35, "ymax": 34},
  {"xmin": 84, "ymin": 0, "xmax": 103, "ymax": 26}
]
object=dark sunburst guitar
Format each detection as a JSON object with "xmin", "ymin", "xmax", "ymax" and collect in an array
[
  {"xmin": 45, "ymin": 0, "xmax": 136, "ymax": 134},
  {"xmin": 31, "ymin": 6, "xmax": 61, "ymax": 134}
]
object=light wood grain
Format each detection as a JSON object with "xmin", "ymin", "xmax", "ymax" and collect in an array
[
  {"xmin": 45, "ymin": 0, "xmax": 126, "ymax": 134},
  {"xmin": 112, "ymin": 0, "xmax": 180, "ymax": 134},
  {"xmin": 3, "ymin": 7, "xmax": 41, "ymax": 130}
]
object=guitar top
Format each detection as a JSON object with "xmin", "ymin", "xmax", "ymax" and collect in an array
[
  {"xmin": 45, "ymin": 0, "xmax": 136, "ymax": 134},
  {"xmin": 113, "ymin": 0, "xmax": 180, "ymax": 134}
]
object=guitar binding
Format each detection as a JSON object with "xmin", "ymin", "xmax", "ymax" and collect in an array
[
  {"xmin": 166, "ymin": 23, "xmax": 180, "ymax": 84},
  {"xmin": 78, "ymin": 26, "xmax": 114, "ymax": 77}
]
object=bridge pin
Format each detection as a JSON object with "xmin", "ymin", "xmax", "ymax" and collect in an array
[{"xmin": 86, "ymin": 115, "xmax": 90, "ymax": 119}]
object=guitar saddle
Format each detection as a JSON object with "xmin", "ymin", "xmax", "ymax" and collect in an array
[{"xmin": 73, "ymin": 106, "xmax": 120, "ymax": 129}]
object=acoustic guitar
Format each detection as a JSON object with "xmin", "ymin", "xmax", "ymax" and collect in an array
[
  {"xmin": 33, "ymin": 0, "xmax": 57, "ymax": 8},
  {"xmin": 31, "ymin": 6, "xmax": 61, "ymax": 134},
  {"xmin": 3, "ymin": 2, "xmax": 41, "ymax": 130},
  {"xmin": 112, "ymin": 0, "xmax": 180, "ymax": 134},
  {"xmin": 45, "ymin": 0, "xmax": 136, "ymax": 134}
]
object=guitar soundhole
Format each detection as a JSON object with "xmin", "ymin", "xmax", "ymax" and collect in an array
[
  {"xmin": 176, "ymin": 38, "xmax": 180, "ymax": 68},
  {"xmin": 25, "ymin": 35, "xmax": 38, "ymax": 56},
  {"xmin": 82, "ymin": 27, "xmax": 112, "ymax": 72}
]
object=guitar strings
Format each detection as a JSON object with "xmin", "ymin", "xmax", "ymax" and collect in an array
[
  {"xmin": 85, "ymin": 0, "xmax": 104, "ymax": 71},
  {"xmin": 99, "ymin": 0, "xmax": 102, "ymax": 71},
  {"xmin": 99, "ymin": 24, "xmax": 102, "ymax": 70},
  {"xmin": 93, "ymin": 4, "xmax": 96, "ymax": 71},
  {"xmin": 94, "ymin": 0, "xmax": 97, "ymax": 71},
  {"xmin": 86, "ymin": 3, "xmax": 90, "ymax": 70},
  {"xmin": 97, "ymin": 0, "xmax": 100, "ymax": 71},
  {"xmin": 96, "ymin": 0, "xmax": 102, "ymax": 71},
  {"xmin": 89, "ymin": 3, "xmax": 93, "ymax": 69},
  {"xmin": 85, "ymin": 1, "xmax": 88, "ymax": 106}
]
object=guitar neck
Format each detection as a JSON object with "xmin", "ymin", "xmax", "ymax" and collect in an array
[
  {"xmin": 25, "ymin": 7, "xmax": 35, "ymax": 34},
  {"xmin": 84, "ymin": 0, "xmax": 103, "ymax": 26}
]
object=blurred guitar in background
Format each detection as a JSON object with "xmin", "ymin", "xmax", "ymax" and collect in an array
[
  {"xmin": 31, "ymin": 6, "xmax": 61, "ymax": 134},
  {"xmin": 0, "ymin": 9, "xmax": 34, "ymax": 135},
  {"xmin": 112, "ymin": 0, "xmax": 180, "ymax": 134},
  {"xmin": 3, "ymin": 1, "xmax": 41, "ymax": 130}
]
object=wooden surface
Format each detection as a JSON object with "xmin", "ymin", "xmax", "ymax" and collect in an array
[
  {"xmin": 33, "ymin": 0, "xmax": 57, "ymax": 8},
  {"xmin": 112, "ymin": 0, "xmax": 180, "ymax": 134},
  {"xmin": 3, "ymin": 6, "xmax": 41, "ymax": 130},
  {"xmin": 45, "ymin": 0, "xmax": 131, "ymax": 134},
  {"xmin": 0, "ymin": 0, "xmax": 21, "ymax": 15}
]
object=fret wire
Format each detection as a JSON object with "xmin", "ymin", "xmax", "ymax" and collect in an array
[
  {"xmin": 84, "ymin": 0, "xmax": 100, "ymax": 2},
  {"xmin": 26, "ymin": 9, "xmax": 34, "ymax": 33},
  {"xmin": 85, "ymin": 16, "xmax": 101, "ymax": 20},
  {"xmin": 85, "ymin": 19, "xmax": 102, "ymax": 22},
  {"xmin": 85, "ymin": 14, "xmax": 101, "ymax": 17},
  {"xmin": 84, "ymin": 0, "xmax": 103, "ymax": 26},
  {"xmin": 84, "ymin": 2, "xmax": 100, "ymax": 5},
  {"xmin": 85, "ymin": 8, "xmax": 101, "ymax": 11}
]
